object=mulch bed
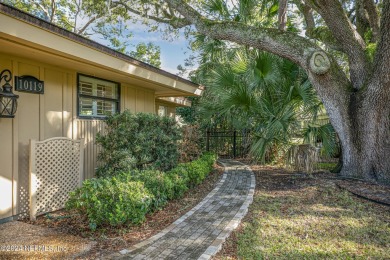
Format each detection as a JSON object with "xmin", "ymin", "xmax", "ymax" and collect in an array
[
  {"xmin": 20, "ymin": 164, "xmax": 224, "ymax": 259},
  {"xmin": 336, "ymin": 179, "xmax": 390, "ymax": 206},
  {"xmin": 242, "ymin": 158, "xmax": 390, "ymax": 206}
]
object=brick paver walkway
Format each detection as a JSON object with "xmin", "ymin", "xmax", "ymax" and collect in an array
[{"xmin": 110, "ymin": 159, "xmax": 255, "ymax": 260}]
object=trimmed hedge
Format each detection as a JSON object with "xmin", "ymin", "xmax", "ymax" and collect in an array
[
  {"xmin": 166, "ymin": 165, "xmax": 190, "ymax": 199},
  {"xmin": 130, "ymin": 170, "xmax": 175, "ymax": 209},
  {"xmin": 66, "ymin": 178, "xmax": 152, "ymax": 230},
  {"xmin": 170, "ymin": 152, "xmax": 217, "ymax": 187},
  {"xmin": 67, "ymin": 153, "xmax": 217, "ymax": 229}
]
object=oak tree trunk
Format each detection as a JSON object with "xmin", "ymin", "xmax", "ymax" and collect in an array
[{"xmin": 324, "ymin": 82, "xmax": 390, "ymax": 184}]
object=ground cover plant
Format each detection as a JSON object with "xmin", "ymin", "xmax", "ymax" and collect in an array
[
  {"xmin": 215, "ymin": 166, "xmax": 390, "ymax": 259},
  {"xmin": 66, "ymin": 153, "xmax": 217, "ymax": 230}
]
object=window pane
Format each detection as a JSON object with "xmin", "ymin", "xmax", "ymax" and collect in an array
[
  {"xmin": 79, "ymin": 97, "xmax": 93, "ymax": 116},
  {"xmin": 96, "ymin": 100, "xmax": 116, "ymax": 116},
  {"xmin": 96, "ymin": 84, "xmax": 117, "ymax": 99},
  {"xmin": 78, "ymin": 75, "xmax": 119, "ymax": 118},
  {"xmin": 79, "ymin": 81, "xmax": 93, "ymax": 95}
]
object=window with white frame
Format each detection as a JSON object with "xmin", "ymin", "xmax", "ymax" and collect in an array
[
  {"xmin": 78, "ymin": 75, "xmax": 119, "ymax": 118},
  {"xmin": 158, "ymin": 105, "xmax": 168, "ymax": 117}
]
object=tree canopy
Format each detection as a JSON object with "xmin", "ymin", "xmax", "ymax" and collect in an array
[
  {"xmin": 6, "ymin": 0, "xmax": 162, "ymax": 67},
  {"xmin": 123, "ymin": 0, "xmax": 389, "ymax": 183}
]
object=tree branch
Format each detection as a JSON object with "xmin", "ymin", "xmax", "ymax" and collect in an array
[
  {"xmin": 364, "ymin": 0, "xmax": 380, "ymax": 42},
  {"xmin": 30, "ymin": 0, "xmax": 50, "ymax": 21},
  {"xmin": 73, "ymin": 0, "xmax": 82, "ymax": 33},
  {"xmin": 371, "ymin": 0, "xmax": 390, "ymax": 96},
  {"xmin": 77, "ymin": 15, "xmax": 102, "ymax": 35},
  {"xmin": 50, "ymin": 0, "xmax": 56, "ymax": 23},
  {"xmin": 303, "ymin": 0, "xmax": 369, "ymax": 89},
  {"xmin": 278, "ymin": 0, "xmax": 288, "ymax": 31},
  {"xmin": 356, "ymin": 0, "xmax": 370, "ymax": 38},
  {"xmin": 300, "ymin": 1, "xmax": 315, "ymax": 32},
  {"xmin": 164, "ymin": 0, "xmax": 318, "ymax": 68},
  {"xmin": 161, "ymin": 0, "xmax": 352, "ymax": 103},
  {"xmin": 114, "ymin": 1, "xmax": 191, "ymax": 29},
  {"xmin": 295, "ymin": 1, "xmax": 342, "ymax": 51}
]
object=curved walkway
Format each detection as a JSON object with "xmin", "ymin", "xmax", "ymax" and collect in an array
[{"xmin": 109, "ymin": 159, "xmax": 255, "ymax": 260}]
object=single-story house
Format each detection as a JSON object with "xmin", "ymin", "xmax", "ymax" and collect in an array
[{"xmin": 0, "ymin": 3, "xmax": 202, "ymax": 223}]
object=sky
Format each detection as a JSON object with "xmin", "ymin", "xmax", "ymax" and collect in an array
[
  {"xmin": 129, "ymin": 25, "xmax": 193, "ymax": 75},
  {"xmin": 92, "ymin": 21, "xmax": 196, "ymax": 77}
]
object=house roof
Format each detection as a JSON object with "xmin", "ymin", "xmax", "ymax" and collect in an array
[{"xmin": 0, "ymin": 3, "xmax": 202, "ymax": 98}]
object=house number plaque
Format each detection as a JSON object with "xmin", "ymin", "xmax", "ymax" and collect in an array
[{"xmin": 15, "ymin": 75, "xmax": 44, "ymax": 94}]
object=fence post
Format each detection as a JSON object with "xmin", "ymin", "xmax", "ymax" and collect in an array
[{"xmin": 233, "ymin": 130, "xmax": 237, "ymax": 158}]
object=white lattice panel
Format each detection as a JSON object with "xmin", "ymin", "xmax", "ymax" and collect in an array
[
  {"xmin": 29, "ymin": 137, "xmax": 84, "ymax": 220},
  {"xmin": 17, "ymin": 143, "xmax": 30, "ymax": 219}
]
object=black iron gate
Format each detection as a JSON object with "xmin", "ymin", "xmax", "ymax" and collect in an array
[{"xmin": 206, "ymin": 129, "xmax": 251, "ymax": 158}]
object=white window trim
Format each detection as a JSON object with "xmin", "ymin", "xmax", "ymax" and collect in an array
[{"xmin": 77, "ymin": 74, "xmax": 120, "ymax": 119}]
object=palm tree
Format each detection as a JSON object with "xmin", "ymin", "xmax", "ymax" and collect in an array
[{"xmin": 195, "ymin": 46, "xmax": 337, "ymax": 163}]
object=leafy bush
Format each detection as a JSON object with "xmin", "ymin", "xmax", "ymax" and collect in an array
[
  {"xmin": 170, "ymin": 152, "xmax": 217, "ymax": 187},
  {"xmin": 66, "ymin": 177, "xmax": 152, "ymax": 230},
  {"xmin": 186, "ymin": 159, "xmax": 211, "ymax": 186},
  {"xmin": 166, "ymin": 164, "xmax": 190, "ymax": 198},
  {"xmin": 178, "ymin": 124, "xmax": 204, "ymax": 163},
  {"xmin": 96, "ymin": 111, "xmax": 181, "ymax": 177},
  {"xmin": 130, "ymin": 170, "xmax": 175, "ymax": 209},
  {"xmin": 67, "ymin": 152, "xmax": 217, "ymax": 230}
]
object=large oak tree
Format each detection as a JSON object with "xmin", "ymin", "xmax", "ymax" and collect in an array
[{"xmin": 120, "ymin": 0, "xmax": 389, "ymax": 183}]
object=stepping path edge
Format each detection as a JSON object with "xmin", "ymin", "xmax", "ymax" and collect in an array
[{"xmin": 108, "ymin": 159, "xmax": 255, "ymax": 260}]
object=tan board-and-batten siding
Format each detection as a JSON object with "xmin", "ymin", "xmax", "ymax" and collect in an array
[
  {"xmin": 76, "ymin": 120, "xmax": 105, "ymax": 180},
  {"xmin": 0, "ymin": 54, "xmax": 160, "ymax": 219}
]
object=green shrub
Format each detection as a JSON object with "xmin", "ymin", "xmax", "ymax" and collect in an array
[
  {"xmin": 166, "ymin": 164, "xmax": 190, "ymax": 198},
  {"xmin": 67, "ymin": 152, "xmax": 217, "ymax": 230},
  {"xmin": 169, "ymin": 152, "xmax": 217, "ymax": 187},
  {"xmin": 129, "ymin": 170, "xmax": 175, "ymax": 209},
  {"xmin": 96, "ymin": 111, "xmax": 181, "ymax": 177},
  {"xmin": 66, "ymin": 177, "xmax": 153, "ymax": 230},
  {"xmin": 186, "ymin": 160, "xmax": 209, "ymax": 186}
]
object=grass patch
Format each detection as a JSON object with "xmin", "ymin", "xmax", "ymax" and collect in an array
[
  {"xmin": 316, "ymin": 162, "xmax": 338, "ymax": 171},
  {"xmin": 216, "ymin": 167, "xmax": 390, "ymax": 259}
]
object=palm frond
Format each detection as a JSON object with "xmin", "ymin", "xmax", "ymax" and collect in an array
[
  {"xmin": 204, "ymin": 0, "xmax": 231, "ymax": 18},
  {"xmin": 303, "ymin": 123, "xmax": 339, "ymax": 158}
]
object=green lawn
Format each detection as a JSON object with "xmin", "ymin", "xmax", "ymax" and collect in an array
[{"xmin": 217, "ymin": 167, "xmax": 390, "ymax": 259}]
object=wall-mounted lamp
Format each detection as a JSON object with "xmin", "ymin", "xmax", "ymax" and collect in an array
[{"xmin": 0, "ymin": 69, "xmax": 19, "ymax": 118}]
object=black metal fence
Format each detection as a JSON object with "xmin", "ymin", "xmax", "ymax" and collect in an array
[{"xmin": 206, "ymin": 129, "xmax": 251, "ymax": 158}]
